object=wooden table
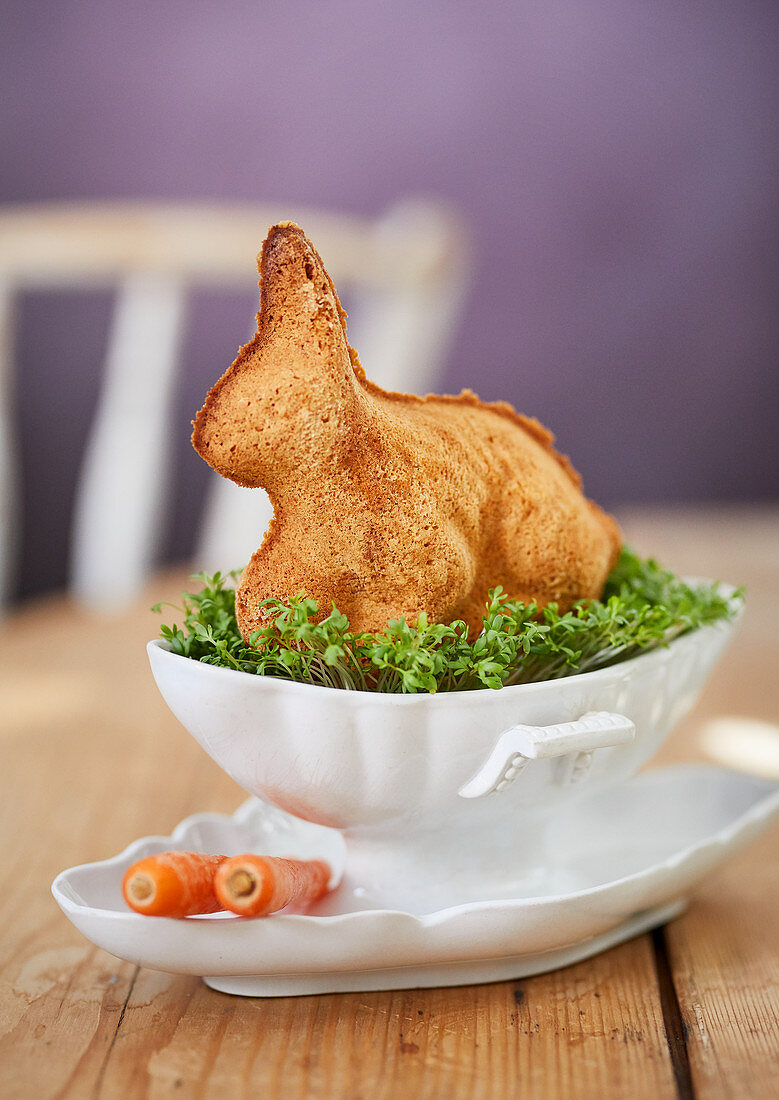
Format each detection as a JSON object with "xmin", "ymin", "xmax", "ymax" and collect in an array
[{"xmin": 1, "ymin": 506, "xmax": 777, "ymax": 1099}]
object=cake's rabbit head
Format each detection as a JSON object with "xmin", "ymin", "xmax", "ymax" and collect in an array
[{"xmin": 192, "ymin": 223, "xmax": 363, "ymax": 490}]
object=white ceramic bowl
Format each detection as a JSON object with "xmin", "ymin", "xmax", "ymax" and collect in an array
[{"xmin": 147, "ymin": 596, "xmax": 739, "ymax": 906}]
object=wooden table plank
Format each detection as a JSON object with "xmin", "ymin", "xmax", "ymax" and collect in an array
[
  {"xmin": 88, "ymin": 939, "xmax": 679, "ymax": 1100},
  {"xmin": 0, "ymin": 507, "xmax": 776, "ymax": 1099},
  {"xmin": 662, "ymin": 835, "xmax": 779, "ymax": 1099},
  {"xmin": 619, "ymin": 506, "xmax": 779, "ymax": 1100}
]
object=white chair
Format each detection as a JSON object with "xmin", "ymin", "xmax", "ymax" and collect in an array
[{"xmin": 0, "ymin": 200, "xmax": 470, "ymax": 610}]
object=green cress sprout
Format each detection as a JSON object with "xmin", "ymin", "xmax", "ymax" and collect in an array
[{"xmin": 154, "ymin": 549, "xmax": 739, "ymax": 694}]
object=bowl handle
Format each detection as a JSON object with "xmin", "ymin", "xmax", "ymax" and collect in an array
[{"xmin": 457, "ymin": 711, "xmax": 635, "ymax": 798}]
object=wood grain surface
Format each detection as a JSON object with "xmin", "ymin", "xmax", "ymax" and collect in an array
[{"xmin": 0, "ymin": 506, "xmax": 776, "ymax": 1099}]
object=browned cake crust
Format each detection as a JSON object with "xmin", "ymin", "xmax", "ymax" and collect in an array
[{"xmin": 192, "ymin": 222, "xmax": 621, "ymax": 639}]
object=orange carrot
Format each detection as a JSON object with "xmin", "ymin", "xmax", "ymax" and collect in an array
[
  {"xmin": 122, "ymin": 851, "xmax": 227, "ymax": 917},
  {"xmin": 214, "ymin": 855, "xmax": 331, "ymax": 917}
]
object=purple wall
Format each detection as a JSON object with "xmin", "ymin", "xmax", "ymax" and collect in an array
[{"xmin": 3, "ymin": 1, "xmax": 778, "ymax": 599}]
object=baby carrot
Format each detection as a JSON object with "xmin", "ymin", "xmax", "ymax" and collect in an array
[
  {"xmin": 214, "ymin": 855, "xmax": 331, "ymax": 917},
  {"xmin": 122, "ymin": 851, "xmax": 227, "ymax": 917}
]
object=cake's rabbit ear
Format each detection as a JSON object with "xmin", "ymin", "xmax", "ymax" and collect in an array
[
  {"xmin": 259, "ymin": 223, "xmax": 364, "ymax": 380},
  {"xmin": 191, "ymin": 223, "xmax": 362, "ymax": 490}
]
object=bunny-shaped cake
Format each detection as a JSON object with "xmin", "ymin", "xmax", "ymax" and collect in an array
[{"xmin": 193, "ymin": 223, "xmax": 621, "ymax": 639}]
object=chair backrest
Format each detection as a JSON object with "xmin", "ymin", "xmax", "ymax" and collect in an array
[{"xmin": 0, "ymin": 200, "xmax": 470, "ymax": 610}]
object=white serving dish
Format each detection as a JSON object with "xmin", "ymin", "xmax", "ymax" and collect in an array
[
  {"xmin": 147, "ymin": 608, "xmax": 737, "ymax": 909},
  {"xmin": 51, "ymin": 765, "xmax": 778, "ymax": 997}
]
